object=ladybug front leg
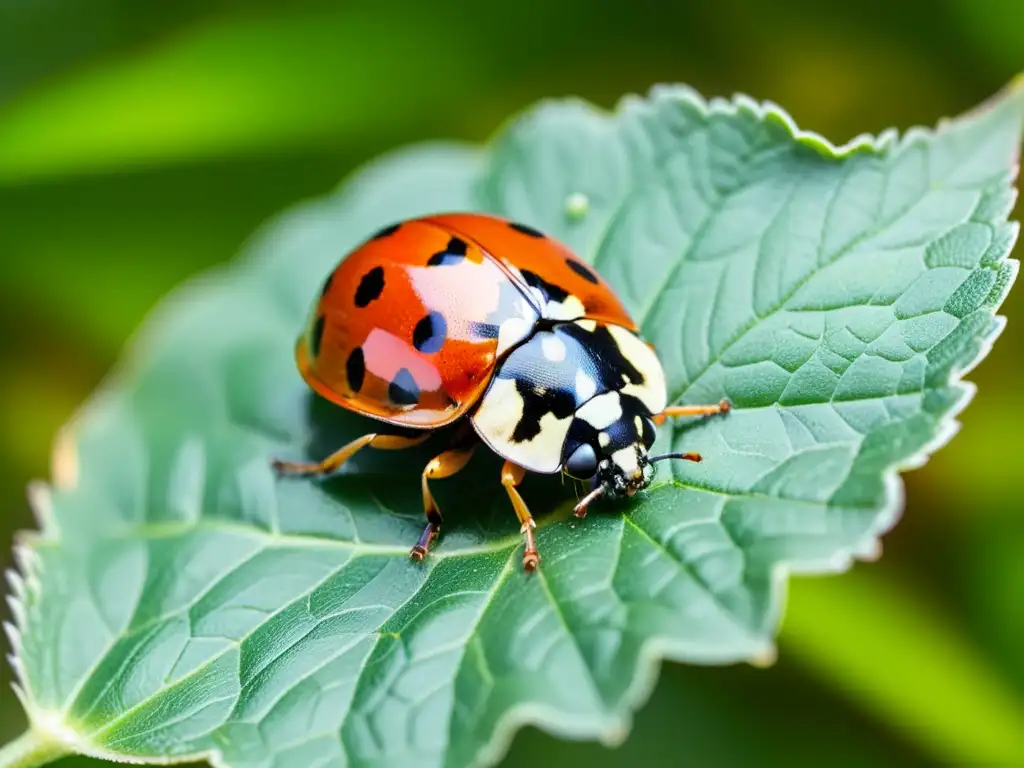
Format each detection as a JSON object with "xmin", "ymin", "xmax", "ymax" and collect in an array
[
  {"xmin": 271, "ymin": 432, "xmax": 429, "ymax": 477},
  {"xmin": 411, "ymin": 447, "xmax": 477, "ymax": 561},
  {"xmin": 651, "ymin": 398, "xmax": 731, "ymax": 426},
  {"xmin": 500, "ymin": 461, "xmax": 540, "ymax": 571}
]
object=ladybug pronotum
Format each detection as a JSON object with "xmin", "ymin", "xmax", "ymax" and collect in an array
[{"xmin": 272, "ymin": 212, "xmax": 730, "ymax": 570}]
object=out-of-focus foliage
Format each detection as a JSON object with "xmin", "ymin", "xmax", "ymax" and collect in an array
[{"xmin": 0, "ymin": 1, "xmax": 1021, "ymax": 766}]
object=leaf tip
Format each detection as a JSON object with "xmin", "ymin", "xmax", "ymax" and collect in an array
[
  {"xmin": 988, "ymin": 73, "xmax": 1024, "ymax": 127},
  {"xmin": 943, "ymin": 75, "xmax": 1024, "ymax": 166}
]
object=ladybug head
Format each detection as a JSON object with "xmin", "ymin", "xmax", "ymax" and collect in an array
[{"xmin": 561, "ymin": 391, "xmax": 672, "ymax": 515}]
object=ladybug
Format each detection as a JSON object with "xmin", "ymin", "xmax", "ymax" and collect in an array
[{"xmin": 272, "ymin": 212, "xmax": 729, "ymax": 570}]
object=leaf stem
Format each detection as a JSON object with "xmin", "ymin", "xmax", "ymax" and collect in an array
[{"xmin": 0, "ymin": 731, "xmax": 70, "ymax": 768}]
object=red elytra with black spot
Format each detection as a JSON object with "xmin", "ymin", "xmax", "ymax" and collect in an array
[{"xmin": 297, "ymin": 212, "xmax": 635, "ymax": 427}]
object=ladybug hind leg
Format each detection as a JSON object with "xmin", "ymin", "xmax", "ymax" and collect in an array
[
  {"xmin": 501, "ymin": 461, "xmax": 539, "ymax": 571},
  {"xmin": 411, "ymin": 446, "xmax": 477, "ymax": 561},
  {"xmin": 271, "ymin": 432, "xmax": 429, "ymax": 477}
]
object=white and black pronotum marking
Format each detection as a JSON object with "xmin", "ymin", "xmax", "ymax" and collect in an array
[{"xmin": 471, "ymin": 317, "xmax": 667, "ymax": 483}]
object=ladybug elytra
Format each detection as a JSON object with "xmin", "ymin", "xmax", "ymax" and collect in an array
[{"xmin": 272, "ymin": 212, "xmax": 729, "ymax": 570}]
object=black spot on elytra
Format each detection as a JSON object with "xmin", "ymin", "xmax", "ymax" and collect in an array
[
  {"xmin": 310, "ymin": 315, "xmax": 326, "ymax": 357},
  {"xmin": 320, "ymin": 272, "xmax": 334, "ymax": 297},
  {"xmin": 566, "ymin": 258, "xmax": 599, "ymax": 284},
  {"xmin": 346, "ymin": 347, "xmax": 365, "ymax": 392},
  {"xmin": 509, "ymin": 221, "xmax": 545, "ymax": 238},
  {"xmin": 521, "ymin": 268, "xmax": 570, "ymax": 304},
  {"xmin": 427, "ymin": 237, "xmax": 469, "ymax": 266},
  {"xmin": 389, "ymin": 368, "xmax": 420, "ymax": 406},
  {"xmin": 371, "ymin": 222, "xmax": 401, "ymax": 240},
  {"xmin": 413, "ymin": 311, "xmax": 447, "ymax": 354},
  {"xmin": 354, "ymin": 266, "xmax": 385, "ymax": 307}
]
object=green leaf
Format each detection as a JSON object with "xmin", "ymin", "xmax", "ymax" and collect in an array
[{"xmin": 4, "ymin": 80, "xmax": 1022, "ymax": 767}]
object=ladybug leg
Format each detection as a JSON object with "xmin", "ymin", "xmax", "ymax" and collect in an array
[
  {"xmin": 411, "ymin": 447, "xmax": 477, "ymax": 562},
  {"xmin": 500, "ymin": 461, "xmax": 539, "ymax": 571},
  {"xmin": 271, "ymin": 432, "xmax": 428, "ymax": 477},
  {"xmin": 651, "ymin": 398, "xmax": 731, "ymax": 427}
]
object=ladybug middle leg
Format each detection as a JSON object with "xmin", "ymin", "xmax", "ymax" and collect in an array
[
  {"xmin": 501, "ymin": 461, "xmax": 540, "ymax": 571},
  {"xmin": 271, "ymin": 432, "xmax": 429, "ymax": 477},
  {"xmin": 411, "ymin": 446, "xmax": 477, "ymax": 561}
]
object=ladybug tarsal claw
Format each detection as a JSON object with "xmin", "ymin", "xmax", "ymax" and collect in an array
[
  {"xmin": 270, "ymin": 458, "xmax": 308, "ymax": 478},
  {"xmin": 412, "ymin": 446, "xmax": 475, "ymax": 565},
  {"xmin": 410, "ymin": 519, "xmax": 441, "ymax": 563},
  {"xmin": 519, "ymin": 520, "xmax": 540, "ymax": 571},
  {"xmin": 573, "ymin": 485, "xmax": 605, "ymax": 519},
  {"xmin": 500, "ymin": 460, "xmax": 542, "ymax": 572},
  {"xmin": 409, "ymin": 531, "xmax": 437, "ymax": 562}
]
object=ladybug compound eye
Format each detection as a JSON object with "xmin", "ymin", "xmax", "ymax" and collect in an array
[{"xmin": 565, "ymin": 443, "xmax": 598, "ymax": 479}]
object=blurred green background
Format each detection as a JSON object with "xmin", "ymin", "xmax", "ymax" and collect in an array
[{"xmin": 1, "ymin": 0, "xmax": 1022, "ymax": 765}]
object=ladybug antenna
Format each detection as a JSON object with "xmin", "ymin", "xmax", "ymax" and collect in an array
[
  {"xmin": 572, "ymin": 485, "xmax": 605, "ymax": 518},
  {"xmin": 648, "ymin": 452, "xmax": 702, "ymax": 465}
]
